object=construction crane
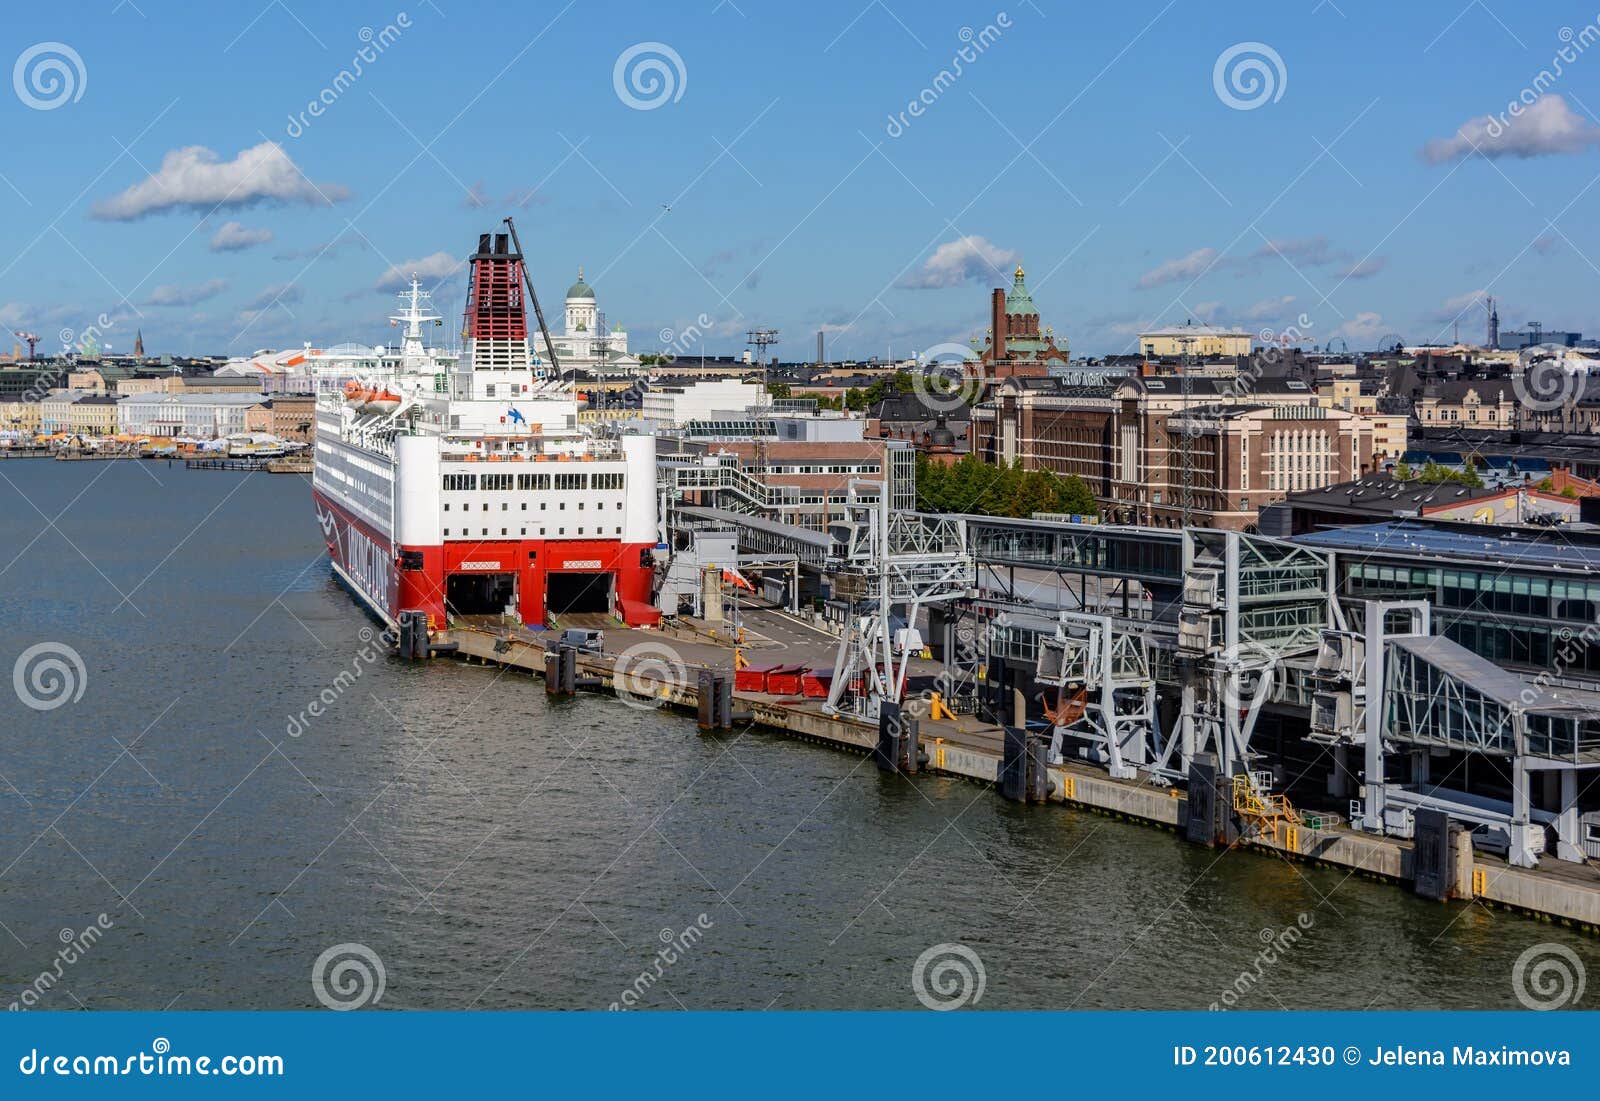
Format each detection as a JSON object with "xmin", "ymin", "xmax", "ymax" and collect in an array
[{"xmin": 12, "ymin": 331, "xmax": 38, "ymax": 361}]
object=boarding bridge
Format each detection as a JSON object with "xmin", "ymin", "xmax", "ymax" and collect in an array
[
  {"xmin": 1310, "ymin": 599, "xmax": 1600, "ymax": 866},
  {"xmin": 1033, "ymin": 612, "xmax": 1162, "ymax": 780}
]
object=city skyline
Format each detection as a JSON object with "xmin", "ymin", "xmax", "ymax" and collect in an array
[{"xmin": 3, "ymin": 2, "xmax": 1598, "ymax": 359}]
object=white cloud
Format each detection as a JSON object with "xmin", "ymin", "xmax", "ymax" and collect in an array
[
  {"xmin": 1241, "ymin": 295, "xmax": 1297, "ymax": 322},
  {"xmin": 901, "ymin": 235, "xmax": 1019, "ymax": 289},
  {"xmin": 1135, "ymin": 247, "xmax": 1219, "ymax": 289},
  {"xmin": 1336, "ymin": 257, "xmax": 1387, "ymax": 280},
  {"xmin": 1334, "ymin": 311, "xmax": 1388, "ymax": 346},
  {"xmin": 209, "ymin": 221, "xmax": 274, "ymax": 252},
  {"xmin": 1250, "ymin": 237, "xmax": 1333, "ymax": 267},
  {"xmin": 145, "ymin": 279, "xmax": 230, "ymax": 307},
  {"xmin": 375, "ymin": 251, "xmax": 462, "ymax": 291},
  {"xmin": 244, "ymin": 283, "xmax": 303, "ymax": 311},
  {"xmin": 1422, "ymin": 95, "xmax": 1600, "ymax": 164},
  {"xmin": 92, "ymin": 141, "xmax": 348, "ymax": 220}
]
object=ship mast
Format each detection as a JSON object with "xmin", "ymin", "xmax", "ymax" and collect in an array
[{"xmin": 391, "ymin": 276, "xmax": 440, "ymax": 368}]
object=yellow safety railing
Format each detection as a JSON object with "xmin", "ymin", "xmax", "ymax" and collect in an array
[{"xmin": 1232, "ymin": 773, "xmax": 1301, "ymax": 832}]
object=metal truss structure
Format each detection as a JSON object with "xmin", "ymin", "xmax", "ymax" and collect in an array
[
  {"xmin": 1175, "ymin": 530, "xmax": 1341, "ymax": 786},
  {"xmin": 824, "ymin": 485, "xmax": 971, "ymax": 721},
  {"xmin": 1034, "ymin": 611, "xmax": 1161, "ymax": 779}
]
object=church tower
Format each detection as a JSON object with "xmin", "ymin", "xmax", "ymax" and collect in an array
[{"xmin": 134, "ymin": 328, "xmax": 144, "ymax": 357}]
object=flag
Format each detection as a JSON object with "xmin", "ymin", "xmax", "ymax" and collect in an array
[{"xmin": 507, "ymin": 407, "xmax": 526, "ymax": 426}]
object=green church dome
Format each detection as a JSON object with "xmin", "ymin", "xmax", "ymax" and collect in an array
[{"xmin": 566, "ymin": 266, "xmax": 594, "ymax": 299}]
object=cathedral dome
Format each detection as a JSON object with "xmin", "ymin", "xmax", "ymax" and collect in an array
[{"xmin": 566, "ymin": 267, "xmax": 594, "ymax": 299}]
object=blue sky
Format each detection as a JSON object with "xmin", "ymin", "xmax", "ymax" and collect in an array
[{"xmin": 3, "ymin": 0, "xmax": 1599, "ymax": 358}]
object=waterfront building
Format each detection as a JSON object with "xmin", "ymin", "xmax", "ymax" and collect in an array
[
  {"xmin": 68, "ymin": 393, "xmax": 119, "ymax": 436},
  {"xmin": 243, "ymin": 394, "xmax": 317, "ymax": 442},
  {"xmin": 116, "ymin": 392, "xmax": 267, "ymax": 438},
  {"xmin": 40, "ymin": 388, "xmax": 93, "ymax": 434}
]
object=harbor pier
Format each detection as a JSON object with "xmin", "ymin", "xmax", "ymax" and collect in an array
[{"xmin": 436, "ymin": 620, "xmax": 1600, "ymax": 934}]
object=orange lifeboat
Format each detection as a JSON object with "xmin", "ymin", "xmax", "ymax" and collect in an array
[{"xmin": 362, "ymin": 388, "xmax": 402, "ymax": 415}]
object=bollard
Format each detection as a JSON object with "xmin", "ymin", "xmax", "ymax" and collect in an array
[
  {"xmin": 1412, "ymin": 808, "xmax": 1457, "ymax": 901},
  {"xmin": 545, "ymin": 646, "xmax": 577, "ymax": 696},
  {"xmin": 875, "ymin": 701, "xmax": 903, "ymax": 774},
  {"xmin": 999, "ymin": 726, "xmax": 1049, "ymax": 803},
  {"xmin": 697, "ymin": 670, "xmax": 716, "ymax": 731}
]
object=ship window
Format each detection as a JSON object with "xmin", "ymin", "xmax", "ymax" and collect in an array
[
  {"xmin": 443, "ymin": 473, "xmax": 476, "ymax": 490},
  {"xmin": 482, "ymin": 528, "xmax": 488, "ymax": 535},
  {"xmin": 502, "ymin": 528, "xmax": 507, "ymax": 535},
  {"xmin": 482, "ymin": 503, "xmax": 489, "ymax": 511},
  {"xmin": 501, "ymin": 503, "xmax": 508, "ymax": 511},
  {"xmin": 444, "ymin": 503, "xmax": 450, "ymax": 511},
  {"xmin": 483, "ymin": 473, "xmax": 512, "ymax": 491},
  {"xmin": 521, "ymin": 503, "xmax": 527, "ymax": 510},
  {"xmin": 593, "ymin": 472, "xmax": 623, "ymax": 490},
  {"xmin": 555, "ymin": 472, "xmax": 587, "ymax": 491},
  {"xmin": 443, "ymin": 528, "xmax": 449, "ymax": 536},
  {"xmin": 578, "ymin": 503, "xmax": 584, "ymax": 510},
  {"xmin": 518, "ymin": 473, "xmax": 550, "ymax": 490},
  {"xmin": 540, "ymin": 503, "xmax": 547, "ymax": 511}
]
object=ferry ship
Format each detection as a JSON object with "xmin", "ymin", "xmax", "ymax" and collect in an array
[{"xmin": 311, "ymin": 227, "xmax": 659, "ymax": 632}]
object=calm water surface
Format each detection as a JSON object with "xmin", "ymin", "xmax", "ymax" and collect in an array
[{"xmin": 0, "ymin": 460, "xmax": 1593, "ymax": 1010}]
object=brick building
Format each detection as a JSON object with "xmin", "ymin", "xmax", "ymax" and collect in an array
[{"xmin": 972, "ymin": 373, "xmax": 1384, "ymax": 529}]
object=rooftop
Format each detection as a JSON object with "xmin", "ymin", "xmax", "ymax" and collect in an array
[{"xmin": 1294, "ymin": 520, "xmax": 1600, "ymax": 573}]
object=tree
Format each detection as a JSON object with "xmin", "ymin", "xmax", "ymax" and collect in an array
[{"xmin": 766, "ymin": 381, "xmax": 791, "ymax": 400}]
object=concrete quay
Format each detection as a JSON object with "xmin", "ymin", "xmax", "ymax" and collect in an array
[{"xmin": 438, "ymin": 623, "xmax": 1600, "ymax": 934}]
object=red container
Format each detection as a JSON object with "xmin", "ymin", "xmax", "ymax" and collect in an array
[
  {"xmin": 800, "ymin": 668, "xmax": 833, "ymax": 698},
  {"xmin": 764, "ymin": 664, "xmax": 807, "ymax": 695},
  {"xmin": 735, "ymin": 664, "xmax": 777, "ymax": 692}
]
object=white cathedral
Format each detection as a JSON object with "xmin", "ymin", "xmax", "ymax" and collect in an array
[{"xmin": 532, "ymin": 268, "xmax": 638, "ymax": 375}]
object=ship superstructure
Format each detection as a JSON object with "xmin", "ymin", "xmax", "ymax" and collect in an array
[{"xmin": 311, "ymin": 229, "xmax": 659, "ymax": 631}]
